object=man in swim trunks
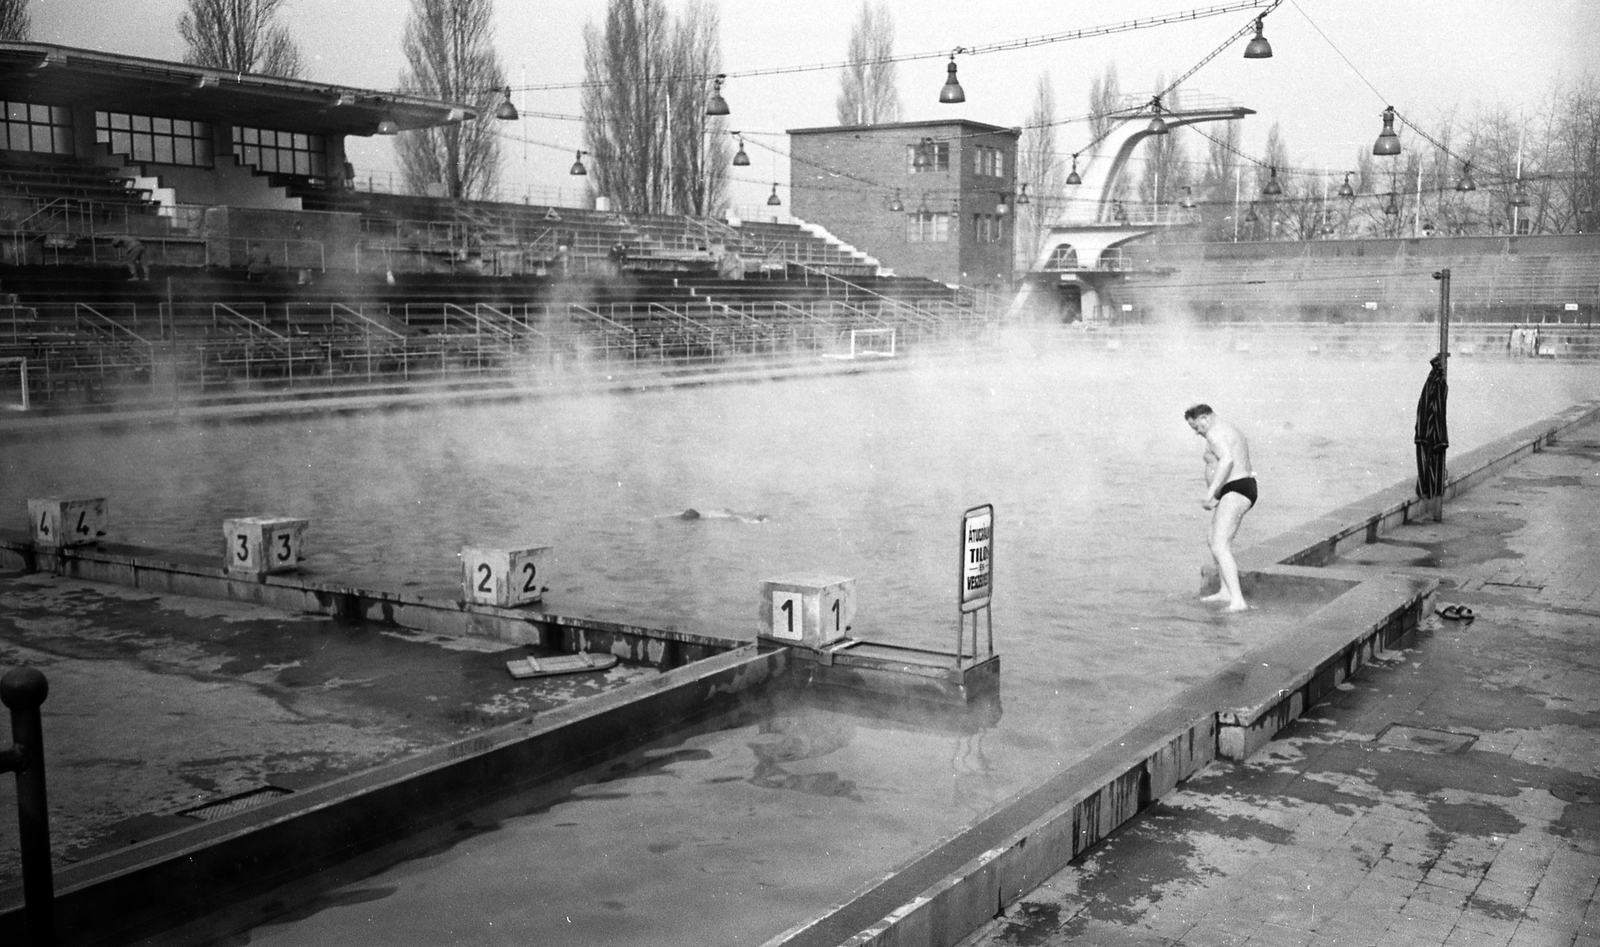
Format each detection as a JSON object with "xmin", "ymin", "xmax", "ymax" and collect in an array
[{"xmin": 1184, "ymin": 404, "xmax": 1256, "ymax": 612}]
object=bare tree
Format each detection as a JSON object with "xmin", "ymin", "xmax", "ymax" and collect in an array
[
  {"xmin": 835, "ymin": 1, "xmax": 900, "ymax": 126},
  {"xmin": 1016, "ymin": 73, "xmax": 1062, "ymax": 270},
  {"xmin": 1138, "ymin": 79, "xmax": 1188, "ymax": 209},
  {"xmin": 1086, "ymin": 62, "xmax": 1130, "ymax": 203},
  {"xmin": 0, "ymin": 0, "xmax": 30, "ymax": 41},
  {"xmin": 395, "ymin": 0, "xmax": 506, "ymax": 200},
  {"xmin": 582, "ymin": 0, "xmax": 727, "ymax": 216},
  {"xmin": 1556, "ymin": 74, "xmax": 1600, "ymax": 234},
  {"xmin": 667, "ymin": 0, "xmax": 729, "ymax": 216},
  {"xmin": 178, "ymin": 0, "xmax": 304, "ymax": 78}
]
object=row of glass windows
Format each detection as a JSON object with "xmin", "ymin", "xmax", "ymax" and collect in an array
[
  {"xmin": 97, "ymin": 111, "xmax": 215, "ymax": 166},
  {"xmin": 2, "ymin": 101, "xmax": 74, "ymax": 155},
  {"xmin": 233, "ymin": 126, "xmax": 327, "ymax": 177},
  {"xmin": 903, "ymin": 141, "xmax": 1008, "ymax": 178}
]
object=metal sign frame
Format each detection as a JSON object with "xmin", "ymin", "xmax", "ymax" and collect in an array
[{"xmin": 956, "ymin": 504, "xmax": 994, "ymax": 668}]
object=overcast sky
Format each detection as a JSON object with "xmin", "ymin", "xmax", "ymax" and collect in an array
[{"xmin": 27, "ymin": 0, "xmax": 1600, "ymax": 210}]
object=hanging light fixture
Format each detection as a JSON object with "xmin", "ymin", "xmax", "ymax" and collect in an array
[
  {"xmin": 706, "ymin": 74, "xmax": 730, "ymax": 117},
  {"xmin": 1262, "ymin": 166, "xmax": 1283, "ymax": 197},
  {"xmin": 1509, "ymin": 182, "xmax": 1529, "ymax": 207},
  {"xmin": 1146, "ymin": 98, "xmax": 1168, "ymax": 136},
  {"xmin": 1066, "ymin": 154, "xmax": 1081, "ymax": 186},
  {"xmin": 1112, "ymin": 200, "xmax": 1128, "ymax": 223},
  {"xmin": 1454, "ymin": 161, "xmax": 1477, "ymax": 192},
  {"xmin": 1243, "ymin": 15, "xmax": 1273, "ymax": 59},
  {"xmin": 1244, "ymin": 202, "xmax": 1260, "ymax": 224},
  {"xmin": 1372, "ymin": 106, "xmax": 1402, "ymax": 156},
  {"xmin": 1180, "ymin": 186, "xmax": 1196, "ymax": 209},
  {"xmin": 1382, "ymin": 192, "xmax": 1399, "ymax": 215},
  {"xmin": 569, "ymin": 150, "xmax": 588, "ymax": 176},
  {"xmin": 939, "ymin": 53, "xmax": 965, "ymax": 104},
  {"xmin": 1017, "ymin": 183, "xmax": 1030, "ymax": 206},
  {"xmin": 917, "ymin": 191, "xmax": 930, "ymax": 215},
  {"xmin": 376, "ymin": 115, "xmax": 400, "ymax": 135},
  {"xmin": 766, "ymin": 183, "xmax": 781, "ymax": 207},
  {"xmin": 1338, "ymin": 172, "xmax": 1356, "ymax": 200},
  {"xmin": 494, "ymin": 86, "xmax": 518, "ymax": 121},
  {"xmin": 732, "ymin": 134, "xmax": 750, "ymax": 167},
  {"xmin": 888, "ymin": 189, "xmax": 904, "ymax": 213}
]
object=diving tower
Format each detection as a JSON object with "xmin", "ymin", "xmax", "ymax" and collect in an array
[{"xmin": 1019, "ymin": 99, "xmax": 1255, "ymax": 322}]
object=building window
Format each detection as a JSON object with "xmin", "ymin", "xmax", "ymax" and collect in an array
[
  {"xmin": 973, "ymin": 213, "xmax": 1004, "ymax": 243},
  {"xmin": 907, "ymin": 141, "xmax": 949, "ymax": 173},
  {"xmin": 907, "ymin": 211, "xmax": 950, "ymax": 243},
  {"xmin": 233, "ymin": 126, "xmax": 326, "ymax": 177},
  {"xmin": 1045, "ymin": 245, "xmax": 1079, "ymax": 270},
  {"xmin": 973, "ymin": 146, "xmax": 1003, "ymax": 178},
  {"xmin": 96, "ymin": 111, "xmax": 214, "ymax": 166},
  {"xmin": 4, "ymin": 101, "xmax": 74, "ymax": 156}
]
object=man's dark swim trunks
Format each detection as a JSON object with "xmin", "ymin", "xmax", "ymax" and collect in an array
[{"xmin": 1218, "ymin": 476, "xmax": 1258, "ymax": 505}]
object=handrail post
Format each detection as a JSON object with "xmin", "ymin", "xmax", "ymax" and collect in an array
[{"xmin": 2, "ymin": 667, "xmax": 54, "ymax": 947}]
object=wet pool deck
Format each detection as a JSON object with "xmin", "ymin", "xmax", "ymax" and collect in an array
[
  {"xmin": 961, "ymin": 419, "xmax": 1600, "ymax": 947},
  {"xmin": 0, "ymin": 571, "xmax": 664, "ymax": 881}
]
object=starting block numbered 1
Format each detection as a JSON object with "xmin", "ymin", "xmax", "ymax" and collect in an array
[
  {"xmin": 461, "ymin": 545, "xmax": 551, "ymax": 607},
  {"xmin": 28, "ymin": 497, "xmax": 108, "ymax": 547},
  {"xmin": 759, "ymin": 573, "xmax": 856, "ymax": 650},
  {"xmin": 223, "ymin": 517, "xmax": 308, "ymax": 574}
]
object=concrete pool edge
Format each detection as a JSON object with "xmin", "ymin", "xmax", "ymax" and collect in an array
[
  {"xmin": 762, "ymin": 402, "xmax": 1600, "ymax": 947},
  {"xmin": 0, "ymin": 643, "xmax": 789, "ymax": 945}
]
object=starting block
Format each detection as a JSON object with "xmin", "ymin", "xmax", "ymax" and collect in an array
[
  {"xmin": 759, "ymin": 573, "xmax": 856, "ymax": 650},
  {"xmin": 462, "ymin": 545, "xmax": 551, "ymax": 607},
  {"xmin": 224, "ymin": 517, "xmax": 308, "ymax": 574},
  {"xmin": 28, "ymin": 497, "xmax": 108, "ymax": 547}
]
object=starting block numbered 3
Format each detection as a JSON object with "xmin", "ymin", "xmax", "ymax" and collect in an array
[
  {"xmin": 461, "ymin": 545, "xmax": 551, "ymax": 607},
  {"xmin": 224, "ymin": 517, "xmax": 308, "ymax": 574},
  {"xmin": 28, "ymin": 497, "xmax": 108, "ymax": 547},
  {"xmin": 759, "ymin": 573, "xmax": 856, "ymax": 650}
]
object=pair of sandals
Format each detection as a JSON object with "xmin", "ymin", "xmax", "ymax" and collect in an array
[{"xmin": 1436, "ymin": 604, "xmax": 1475, "ymax": 621}]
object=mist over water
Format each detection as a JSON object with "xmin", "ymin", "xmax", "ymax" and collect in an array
[{"xmin": 7, "ymin": 342, "xmax": 1598, "ymax": 945}]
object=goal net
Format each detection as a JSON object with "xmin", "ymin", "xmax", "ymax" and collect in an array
[
  {"xmin": 0, "ymin": 357, "xmax": 30, "ymax": 411},
  {"xmin": 847, "ymin": 327, "xmax": 896, "ymax": 359}
]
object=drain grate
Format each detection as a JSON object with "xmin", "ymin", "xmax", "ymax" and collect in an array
[
  {"xmin": 178, "ymin": 786, "xmax": 292, "ymax": 821},
  {"xmin": 1375, "ymin": 724, "xmax": 1477, "ymax": 754}
]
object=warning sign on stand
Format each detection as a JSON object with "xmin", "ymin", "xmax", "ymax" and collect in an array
[{"xmin": 959, "ymin": 504, "xmax": 993, "ymax": 613}]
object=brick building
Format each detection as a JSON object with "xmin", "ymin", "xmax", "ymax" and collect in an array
[{"xmin": 787, "ymin": 120, "xmax": 1020, "ymax": 290}]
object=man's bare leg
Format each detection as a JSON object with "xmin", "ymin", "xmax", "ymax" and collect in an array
[{"xmin": 1202, "ymin": 493, "xmax": 1252, "ymax": 610}]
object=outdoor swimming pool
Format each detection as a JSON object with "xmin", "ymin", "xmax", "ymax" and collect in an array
[{"xmin": 6, "ymin": 338, "xmax": 1598, "ymax": 944}]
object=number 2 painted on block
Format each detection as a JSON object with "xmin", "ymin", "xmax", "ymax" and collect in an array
[
  {"xmin": 521, "ymin": 562, "xmax": 538, "ymax": 593},
  {"xmin": 476, "ymin": 563, "xmax": 493, "ymax": 593}
]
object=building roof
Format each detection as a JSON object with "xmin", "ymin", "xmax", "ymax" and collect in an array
[
  {"xmin": 0, "ymin": 42, "xmax": 474, "ymax": 136},
  {"xmin": 786, "ymin": 119, "xmax": 1021, "ymax": 138}
]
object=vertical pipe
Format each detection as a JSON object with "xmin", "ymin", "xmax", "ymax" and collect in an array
[
  {"xmin": 1436, "ymin": 268, "xmax": 1450, "ymax": 523},
  {"xmin": 2, "ymin": 667, "xmax": 55, "ymax": 947}
]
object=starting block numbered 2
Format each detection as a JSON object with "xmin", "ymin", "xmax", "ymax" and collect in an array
[
  {"xmin": 224, "ymin": 517, "xmax": 308, "ymax": 575},
  {"xmin": 28, "ymin": 497, "xmax": 108, "ymax": 547},
  {"xmin": 759, "ymin": 573, "xmax": 856, "ymax": 650},
  {"xmin": 461, "ymin": 545, "xmax": 551, "ymax": 607}
]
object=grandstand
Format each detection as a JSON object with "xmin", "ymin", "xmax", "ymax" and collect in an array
[{"xmin": 0, "ymin": 42, "xmax": 993, "ymax": 412}]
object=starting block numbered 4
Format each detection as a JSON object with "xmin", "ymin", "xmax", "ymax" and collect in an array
[
  {"xmin": 224, "ymin": 517, "xmax": 308, "ymax": 574},
  {"xmin": 461, "ymin": 545, "xmax": 551, "ymax": 607},
  {"xmin": 759, "ymin": 573, "xmax": 856, "ymax": 650},
  {"xmin": 28, "ymin": 497, "xmax": 108, "ymax": 547}
]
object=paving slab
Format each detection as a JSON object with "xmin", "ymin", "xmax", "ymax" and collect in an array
[{"xmin": 961, "ymin": 422, "xmax": 1600, "ymax": 947}]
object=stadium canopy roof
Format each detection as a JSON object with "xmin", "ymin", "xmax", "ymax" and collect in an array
[{"xmin": 0, "ymin": 42, "xmax": 473, "ymax": 136}]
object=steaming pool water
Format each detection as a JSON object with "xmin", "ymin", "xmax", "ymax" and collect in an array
[{"xmin": 5, "ymin": 342, "xmax": 1599, "ymax": 945}]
